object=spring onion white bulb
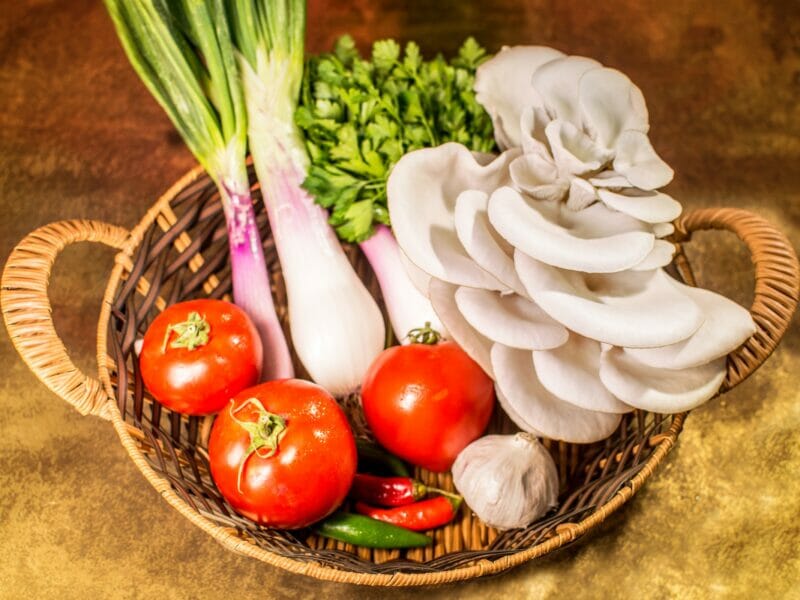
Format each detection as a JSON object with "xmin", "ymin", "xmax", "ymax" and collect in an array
[
  {"xmin": 452, "ymin": 433, "xmax": 559, "ymax": 530},
  {"xmin": 229, "ymin": 1, "xmax": 385, "ymax": 394}
]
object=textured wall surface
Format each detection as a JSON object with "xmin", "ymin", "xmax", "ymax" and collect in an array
[{"xmin": 1, "ymin": 1, "xmax": 798, "ymax": 598}]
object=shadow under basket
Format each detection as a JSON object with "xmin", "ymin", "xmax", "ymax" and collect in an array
[{"xmin": 2, "ymin": 164, "xmax": 798, "ymax": 586}]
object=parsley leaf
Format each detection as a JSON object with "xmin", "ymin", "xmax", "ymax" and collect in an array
[{"xmin": 296, "ymin": 36, "xmax": 496, "ymax": 242}]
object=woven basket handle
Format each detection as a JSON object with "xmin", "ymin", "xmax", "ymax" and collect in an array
[
  {"xmin": 673, "ymin": 207, "xmax": 799, "ymax": 391},
  {"xmin": 1, "ymin": 220, "xmax": 130, "ymax": 419}
]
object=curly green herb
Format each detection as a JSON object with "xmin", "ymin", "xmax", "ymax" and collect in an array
[{"xmin": 296, "ymin": 36, "xmax": 496, "ymax": 243}]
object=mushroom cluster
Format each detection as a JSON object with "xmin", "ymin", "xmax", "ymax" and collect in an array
[{"xmin": 387, "ymin": 46, "xmax": 756, "ymax": 443}]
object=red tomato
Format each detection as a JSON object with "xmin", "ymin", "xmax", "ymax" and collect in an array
[
  {"xmin": 361, "ymin": 341, "xmax": 495, "ymax": 473},
  {"xmin": 208, "ymin": 379, "xmax": 357, "ymax": 529},
  {"xmin": 139, "ymin": 299, "xmax": 262, "ymax": 415}
]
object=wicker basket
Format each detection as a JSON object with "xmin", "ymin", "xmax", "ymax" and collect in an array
[{"xmin": 2, "ymin": 164, "xmax": 798, "ymax": 586}]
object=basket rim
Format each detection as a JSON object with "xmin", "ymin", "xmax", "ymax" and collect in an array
[{"xmin": 93, "ymin": 163, "xmax": 686, "ymax": 586}]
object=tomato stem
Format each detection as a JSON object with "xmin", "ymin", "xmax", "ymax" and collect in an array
[
  {"xmin": 161, "ymin": 311, "xmax": 211, "ymax": 352},
  {"xmin": 405, "ymin": 321, "xmax": 441, "ymax": 345},
  {"xmin": 229, "ymin": 398, "xmax": 287, "ymax": 493}
]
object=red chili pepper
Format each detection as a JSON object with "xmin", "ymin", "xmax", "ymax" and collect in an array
[
  {"xmin": 354, "ymin": 495, "xmax": 462, "ymax": 531},
  {"xmin": 350, "ymin": 473, "xmax": 427, "ymax": 507}
]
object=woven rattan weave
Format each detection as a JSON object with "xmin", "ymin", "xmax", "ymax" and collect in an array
[{"xmin": 3, "ymin": 164, "xmax": 798, "ymax": 586}]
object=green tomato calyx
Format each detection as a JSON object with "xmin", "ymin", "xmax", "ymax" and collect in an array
[
  {"xmin": 229, "ymin": 398, "xmax": 288, "ymax": 493},
  {"xmin": 406, "ymin": 321, "xmax": 442, "ymax": 345},
  {"xmin": 162, "ymin": 312, "xmax": 210, "ymax": 352}
]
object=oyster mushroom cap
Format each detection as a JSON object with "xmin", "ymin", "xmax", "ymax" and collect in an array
[
  {"xmin": 599, "ymin": 347, "xmax": 726, "ymax": 413},
  {"xmin": 624, "ymin": 282, "xmax": 756, "ymax": 370},
  {"xmin": 491, "ymin": 343, "xmax": 622, "ymax": 443},
  {"xmin": 589, "ymin": 170, "xmax": 633, "ymax": 188},
  {"xmin": 495, "ymin": 388, "xmax": 546, "ymax": 437},
  {"xmin": 518, "ymin": 105, "xmax": 553, "ymax": 156},
  {"xmin": 489, "ymin": 186, "xmax": 656, "ymax": 273},
  {"xmin": 475, "ymin": 47, "xmax": 675, "ymax": 195},
  {"xmin": 454, "ymin": 286, "xmax": 568, "ymax": 351},
  {"xmin": 474, "ymin": 45, "xmax": 566, "ymax": 149},
  {"xmin": 387, "ymin": 143, "xmax": 518, "ymax": 290},
  {"xmin": 653, "ymin": 222, "xmax": 676, "ymax": 238},
  {"xmin": 544, "ymin": 119, "xmax": 614, "ymax": 177},
  {"xmin": 454, "ymin": 189, "xmax": 527, "ymax": 295},
  {"xmin": 612, "ymin": 130, "xmax": 674, "ymax": 190},
  {"xmin": 630, "ymin": 240, "xmax": 677, "ymax": 271},
  {"xmin": 532, "ymin": 334, "xmax": 632, "ymax": 414},
  {"xmin": 530, "ymin": 55, "xmax": 603, "ymax": 127},
  {"xmin": 509, "ymin": 151, "xmax": 566, "ymax": 202},
  {"xmin": 577, "ymin": 66, "xmax": 649, "ymax": 148},
  {"xmin": 514, "ymin": 251, "xmax": 705, "ymax": 348},
  {"xmin": 428, "ymin": 278, "xmax": 495, "ymax": 378},
  {"xmin": 398, "ymin": 248, "xmax": 433, "ymax": 298},
  {"xmin": 597, "ymin": 188, "xmax": 682, "ymax": 224}
]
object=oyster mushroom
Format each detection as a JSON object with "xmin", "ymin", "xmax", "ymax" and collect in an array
[
  {"xmin": 489, "ymin": 186, "xmax": 659, "ymax": 273},
  {"xmin": 599, "ymin": 347, "xmax": 727, "ymax": 413},
  {"xmin": 492, "ymin": 343, "xmax": 622, "ymax": 443},
  {"xmin": 454, "ymin": 286, "xmax": 568, "ymax": 351},
  {"xmin": 385, "ymin": 45, "xmax": 755, "ymax": 445},
  {"xmin": 454, "ymin": 189, "xmax": 527, "ymax": 295},
  {"xmin": 532, "ymin": 334, "xmax": 632, "ymax": 413},
  {"xmin": 513, "ymin": 250, "xmax": 704, "ymax": 348},
  {"xmin": 428, "ymin": 278, "xmax": 495, "ymax": 378},
  {"xmin": 387, "ymin": 143, "xmax": 518, "ymax": 290}
]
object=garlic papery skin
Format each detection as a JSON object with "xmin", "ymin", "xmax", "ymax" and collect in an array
[{"xmin": 452, "ymin": 433, "xmax": 559, "ymax": 530}]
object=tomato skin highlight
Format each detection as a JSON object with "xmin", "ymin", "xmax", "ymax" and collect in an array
[
  {"xmin": 361, "ymin": 341, "xmax": 495, "ymax": 473},
  {"xmin": 208, "ymin": 380, "xmax": 357, "ymax": 529},
  {"xmin": 139, "ymin": 299, "xmax": 262, "ymax": 415}
]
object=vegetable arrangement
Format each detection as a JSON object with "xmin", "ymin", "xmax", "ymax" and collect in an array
[{"xmin": 105, "ymin": 0, "xmax": 758, "ymax": 544}]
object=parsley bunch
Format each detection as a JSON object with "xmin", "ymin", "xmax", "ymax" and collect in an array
[{"xmin": 296, "ymin": 36, "xmax": 496, "ymax": 242}]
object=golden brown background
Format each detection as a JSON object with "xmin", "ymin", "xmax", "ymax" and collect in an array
[{"xmin": 1, "ymin": 0, "xmax": 798, "ymax": 597}]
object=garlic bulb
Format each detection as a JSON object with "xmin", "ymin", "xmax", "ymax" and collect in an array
[
  {"xmin": 452, "ymin": 433, "xmax": 558, "ymax": 530},
  {"xmin": 387, "ymin": 45, "xmax": 756, "ymax": 443}
]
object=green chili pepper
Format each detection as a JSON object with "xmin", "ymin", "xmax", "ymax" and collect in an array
[
  {"xmin": 355, "ymin": 438, "xmax": 410, "ymax": 478},
  {"xmin": 316, "ymin": 512, "xmax": 431, "ymax": 548}
]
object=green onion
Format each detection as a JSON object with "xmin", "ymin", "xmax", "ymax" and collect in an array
[
  {"xmin": 104, "ymin": 0, "xmax": 293, "ymax": 380},
  {"xmin": 227, "ymin": 1, "xmax": 385, "ymax": 395}
]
